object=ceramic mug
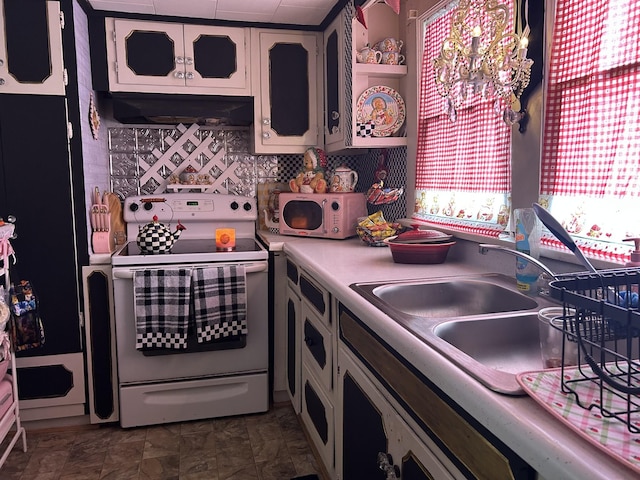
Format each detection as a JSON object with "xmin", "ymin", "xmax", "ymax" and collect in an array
[
  {"xmin": 375, "ymin": 37, "xmax": 403, "ymax": 53},
  {"xmin": 356, "ymin": 46, "xmax": 383, "ymax": 64},
  {"xmin": 381, "ymin": 51, "xmax": 405, "ymax": 65}
]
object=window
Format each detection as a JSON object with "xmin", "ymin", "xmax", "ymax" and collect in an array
[
  {"xmin": 412, "ymin": 2, "xmax": 513, "ymax": 236},
  {"xmin": 540, "ymin": 0, "xmax": 640, "ymax": 262}
]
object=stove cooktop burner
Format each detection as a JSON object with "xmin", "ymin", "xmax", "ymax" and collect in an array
[
  {"xmin": 116, "ymin": 238, "xmax": 262, "ymax": 257},
  {"xmin": 112, "ymin": 237, "xmax": 267, "ymax": 266}
]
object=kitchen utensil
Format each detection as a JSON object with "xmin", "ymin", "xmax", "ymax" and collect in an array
[
  {"xmin": 383, "ymin": 236, "xmax": 455, "ymax": 264},
  {"xmin": 532, "ymin": 203, "xmax": 598, "ymax": 274}
]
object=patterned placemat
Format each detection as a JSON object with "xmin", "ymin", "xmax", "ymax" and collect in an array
[{"xmin": 517, "ymin": 367, "xmax": 640, "ymax": 475}]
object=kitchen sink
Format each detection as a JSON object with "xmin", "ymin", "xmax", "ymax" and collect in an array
[
  {"xmin": 351, "ymin": 273, "xmax": 560, "ymax": 394},
  {"xmin": 370, "ymin": 278, "xmax": 537, "ymax": 318},
  {"xmin": 434, "ymin": 314, "xmax": 543, "ymax": 375}
]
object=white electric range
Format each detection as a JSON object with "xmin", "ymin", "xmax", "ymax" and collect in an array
[{"xmin": 111, "ymin": 193, "xmax": 269, "ymax": 427}]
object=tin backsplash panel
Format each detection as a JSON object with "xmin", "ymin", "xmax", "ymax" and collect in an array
[
  {"xmin": 108, "ymin": 123, "xmax": 407, "ymax": 220},
  {"xmin": 109, "ymin": 124, "xmax": 279, "ymax": 199}
]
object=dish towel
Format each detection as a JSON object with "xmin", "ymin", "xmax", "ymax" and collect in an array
[
  {"xmin": 192, "ymin": 265, "xmax": 247, "ymax": 343},
  {"xmin": 133, "ymin": 269, "xmax": 191, "ymax": 350}
]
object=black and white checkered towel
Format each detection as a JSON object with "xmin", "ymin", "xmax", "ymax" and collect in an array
[
  {"xmin": 192, "ymin": 266, "xmax": 247, "ymax": 342},
  {"xmin": 133, "ymin": 269, "xmax": 191, "ymax": 350}
]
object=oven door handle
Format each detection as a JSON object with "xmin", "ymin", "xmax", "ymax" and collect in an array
[{"xmin": 113, "ymin": 262, "xmax": 268, "ymax": 279}]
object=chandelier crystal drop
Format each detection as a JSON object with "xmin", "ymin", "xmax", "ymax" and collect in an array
[{"xmin": 433, "ymin": 0, "xmax": 534, "ymax": 124}]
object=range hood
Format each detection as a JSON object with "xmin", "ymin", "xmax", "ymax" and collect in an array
[{"xmin": 110, "ymin": 92, "xmax": 254, "ymax": 126}]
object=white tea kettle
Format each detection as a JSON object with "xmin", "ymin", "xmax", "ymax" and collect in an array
[{"xmin": 330, "ymin": 165, "xmax": 358, "ymax": 193}]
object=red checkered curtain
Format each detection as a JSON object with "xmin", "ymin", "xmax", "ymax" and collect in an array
[
  {"xmin": 541, "ymin": 0, "xmax": 640, "ymax": 262},
  {"xmin": 412, "ymin": 4, "xmax": 512, "ymax": 236}
]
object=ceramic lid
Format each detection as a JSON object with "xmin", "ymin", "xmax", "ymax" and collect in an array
[{"xmin": 391, "ymin": 225, "xmax": 452, "ymax": 244}]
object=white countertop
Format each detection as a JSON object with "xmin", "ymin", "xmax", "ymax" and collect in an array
[{"xmin": 259, "ymin": 231, "xmax": 635, "ymax": 480}]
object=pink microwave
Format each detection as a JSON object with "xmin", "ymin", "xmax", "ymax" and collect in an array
[{"xmin": 278, "ymin": 192, "xmax": 367, "ymax": 239}]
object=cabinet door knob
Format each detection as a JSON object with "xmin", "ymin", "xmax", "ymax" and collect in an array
[
  {"xmin": 331, "ymin": 111, "xmax": 340, "ymax": 120},
  {"xmin": 175, "ymin": 56, "xmax": 185, "ymax": 64},
  {"xmin": 262, "ymin": 131, "xmax": 271, "ymax": 139},
  {"xmin": 262, "ymin": 118, "xmax": 271, "ymax": 125},
  {"xmin": 0, "ymin": 78, "xmax": 4, "ymax": 86},
  {"xmin": 175, "ymin": 71, "xmax": 185, "ymax": 79},
  {"xmin": 184, "ymin": 57, "xmax": 193, "ymax": 65},
  {"xmin": 185, "ymin": 71, "xmax": 194, "ymax": 80}
]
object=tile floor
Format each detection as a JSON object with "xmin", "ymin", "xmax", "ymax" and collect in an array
[{"xmin": 0, "ymin": 402, "xmax": 322, "ymax": 480}]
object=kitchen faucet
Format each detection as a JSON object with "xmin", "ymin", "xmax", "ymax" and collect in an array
[{"xmin": 478, "ymin": 244, "xmax": 558, "ymax": 295}]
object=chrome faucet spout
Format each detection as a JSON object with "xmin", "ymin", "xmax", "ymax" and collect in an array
[{"xmin": 478, "ymin": 244, "xmax": 558, "ymax": 280}]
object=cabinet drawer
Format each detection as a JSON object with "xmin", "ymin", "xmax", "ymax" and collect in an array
[
  {"xmin": 302, "ymin": 303, "xmax": 333, "ymax": 392},
  {"xmin": 301, "ymin": 363, "xmax": 334, "ymax": 474},
  {"xmin": 300, "ymin": 272, "xmax": 330, "ymax": 326}
]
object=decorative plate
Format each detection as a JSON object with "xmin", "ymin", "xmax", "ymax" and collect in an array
[{"xmin": 356, "ymin": 86, "xmax": 405, "ymax": 137}]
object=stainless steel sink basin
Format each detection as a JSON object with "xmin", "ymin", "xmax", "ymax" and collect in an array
[
  {"xmin": 351, "ymin": 273, "xmax": 559, "ymax": 394},
  {"xmin": 434, "ymin": 314, "xmax": 543, "ymax": 375},
  {"xmin": 371, "ymin": 279, "xmax": 537, "ymax": 318}
]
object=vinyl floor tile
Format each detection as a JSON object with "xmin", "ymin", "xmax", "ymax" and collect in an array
[{"xmin": 0, "ymin": 403, "xmax": 322, "ymax": 480}]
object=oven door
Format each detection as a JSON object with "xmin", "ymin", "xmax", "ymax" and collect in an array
[{"xmin": 112, "ymin": 261, "xmax": 268, "ymax": 385}]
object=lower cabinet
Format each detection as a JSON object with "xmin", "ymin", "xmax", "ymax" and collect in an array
[
  {"xmin": 285, "ymin": 278, "xmax": 301, "ymax": 413},
  {"xmin": 301, "ymin": 363, "xmax": 335, "ymax": 473},
  {"xmin": 282, "ymin": 263, "xmax": 538, "ymax": 480},
  {"xmin": 337, "ymin": 346, "xmax": 461, "ymax": 480},
  {"xmin": 82, "ymin": 265, "xmax": 119, "ymax": 424},
  {"xmin": 337, "ymin": 303, "xmax": 535, "ymax": 480}
]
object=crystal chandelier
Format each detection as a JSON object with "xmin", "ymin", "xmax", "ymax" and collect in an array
[{"xmin": 432, "ymin": 0, "xmax": 533, "ymax": 124}]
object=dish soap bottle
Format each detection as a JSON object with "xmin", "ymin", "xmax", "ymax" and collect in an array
[{"xmin": 514, "ymin": 208, "xmax": 541, "ymax": 295}]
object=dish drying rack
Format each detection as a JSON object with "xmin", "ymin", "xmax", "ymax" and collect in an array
[{"xmin": 549, "ymin": 268, "xmax": 640, "ymax": 433}]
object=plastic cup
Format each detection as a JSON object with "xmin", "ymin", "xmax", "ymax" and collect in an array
[{"xmin": 538, "ymin": 307, "xmax": 578, "ymax": 368}]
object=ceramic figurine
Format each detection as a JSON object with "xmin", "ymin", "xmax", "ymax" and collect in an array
[{"xmin": 289, "ymin": 147, "xmax": 328, "ymax": 194}]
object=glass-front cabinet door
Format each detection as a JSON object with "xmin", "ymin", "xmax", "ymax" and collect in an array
[{"xmin": 0, "ymin": 0, "xmax": 65, "ymax": 95}]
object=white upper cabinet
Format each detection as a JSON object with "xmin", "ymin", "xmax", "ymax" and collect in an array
[
  {"xmin": 324, "ymin": 1, "xmax": 408, "ymax": 152},
  {"xmin": 106, "ymin": 18, "xmax": 250, "ymax": 95},
  {"xmin": 251, "ymin": 29, "xmax": 320, "ymax": 154},
  {"xmin": 0, "ymin": 0, "xmax": 65, "ymax": 95}
]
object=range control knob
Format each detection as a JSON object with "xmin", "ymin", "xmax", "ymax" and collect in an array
[
  {"xmin": 230, "ymin": 201, "xmax": 239, "ymax": 210},
  {"xmin": 129, "ymin": 203, "xmax": 139, "ymax": 212},
  {"xmin": 331, "ymin": 201, "xmax": 340, "ymax": 211},
  {"xmin": 243, "ymin": 202, "xmax": 252, "ymax": 211},
  {"xmin": 143, "ymin": 202, "xmax": 153, "ymax": 211}
]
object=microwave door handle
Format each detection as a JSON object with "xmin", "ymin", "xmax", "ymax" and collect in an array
[{"xmin": 321, "ymin": 198, "xmax": 328, "ymax": 234}]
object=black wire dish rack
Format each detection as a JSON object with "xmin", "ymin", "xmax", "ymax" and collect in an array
[{"xmin": 549, "ymin": 268, "xmax": 640, "ymax": 434}]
